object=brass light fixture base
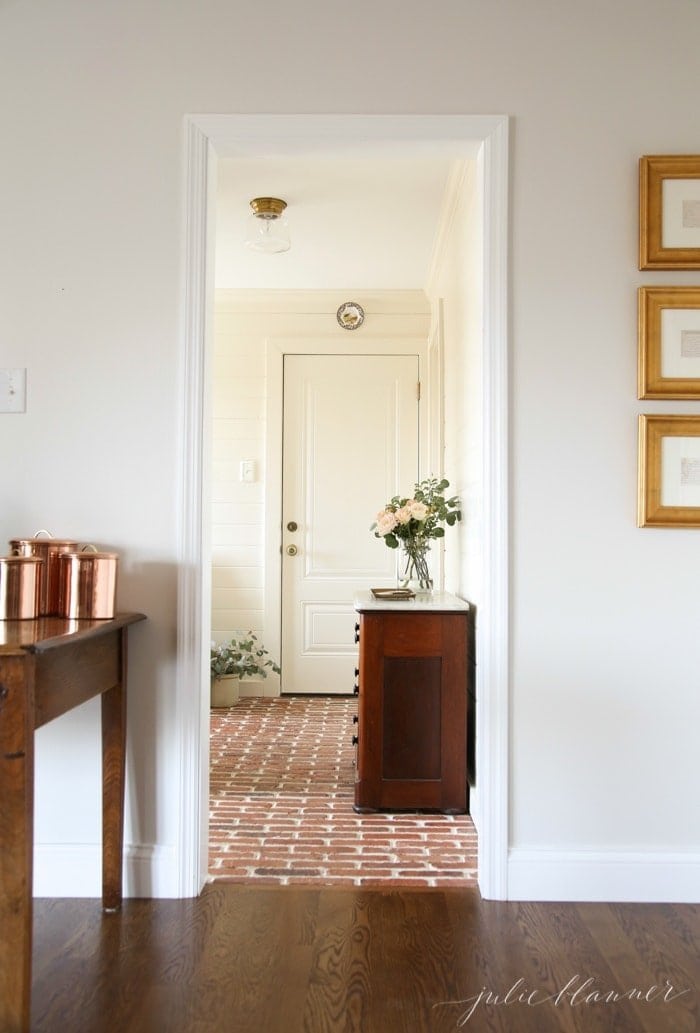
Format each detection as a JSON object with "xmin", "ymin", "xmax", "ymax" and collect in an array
[{"xmin": 249, "ymin": 197, "xmax": 287, "ymax": 219}]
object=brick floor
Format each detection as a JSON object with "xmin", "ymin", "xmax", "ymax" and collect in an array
[{"xmin": 209, "ymin": 696, "xmax": 477, "ymax": 887}]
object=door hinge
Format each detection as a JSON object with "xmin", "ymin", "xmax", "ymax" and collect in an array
[{"xmin": 417, "ymin": 381, "xmax": 421, "ymax": 401}]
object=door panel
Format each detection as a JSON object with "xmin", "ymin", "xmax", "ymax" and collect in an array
[{"xmin": 282, "ymin": 353, "xmax": 419, "ymax": 694}]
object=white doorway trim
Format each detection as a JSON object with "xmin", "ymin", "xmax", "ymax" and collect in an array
[{"xmin": 177, "ymin": 114, "xmax": 510, "ymax": 900}]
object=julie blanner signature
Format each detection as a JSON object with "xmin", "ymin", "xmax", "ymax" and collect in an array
[{"xmin": 434, "ymin": 974, "xmax": 692, "ymax": 1026}]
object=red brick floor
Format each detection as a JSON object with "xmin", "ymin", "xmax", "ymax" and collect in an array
[{"xmin": 209, "ymin": 696, "xmax": 477, "ymax": 887}]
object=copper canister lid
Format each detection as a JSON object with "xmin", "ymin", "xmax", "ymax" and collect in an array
[
  {"xmin": 10, "ymin": 537, "xmax": 80, "ymax": 548},
  {"xmin": 9, "ymin": 533, "xmax": 80, "ymax": 616},
  {"xmin": 61, "ymin": 550, "xmax": 118, "ymax": 558}
]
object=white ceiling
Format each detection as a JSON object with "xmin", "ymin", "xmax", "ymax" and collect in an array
[{"xmin": 214, "ymin": 155, "xmax": 461, "ymax": 291}]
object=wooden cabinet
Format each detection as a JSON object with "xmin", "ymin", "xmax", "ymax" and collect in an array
[{"xmin": 353, "ymin": 594, "xmax": 469, "ymax": 814}]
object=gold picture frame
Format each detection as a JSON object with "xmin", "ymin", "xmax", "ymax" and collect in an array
[
  {"xmin": 639, "ymin": 155, "xmax": 700, "ymax": 269},
  {"xmin": 638, "ymin": 286, "xmax": 700, "ymax": 398},
  {"xmin": 638, "ymin": 414, "xmax": 700, "ymax": 527}
]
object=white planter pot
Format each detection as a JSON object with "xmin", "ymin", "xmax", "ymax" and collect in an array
[{"xmin": 210, "ymin": 674, "xmax": 240, "ymax": 708}]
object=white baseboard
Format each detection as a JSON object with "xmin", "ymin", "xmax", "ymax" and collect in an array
[
  {"xmin": 507, "ymin": 848, "xmax": 700, "ymax": 903},
  {"xmin": 33, "ymin": 842, "xmax": 180, "ymax": 898}
]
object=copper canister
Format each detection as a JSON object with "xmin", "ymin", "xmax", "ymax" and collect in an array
[
  {"xmin": 9, "ymin": 531, "xmax": 80, "ymax": 616},
  {"xmin": 0, "ymin": 556, "xmax": 42, "ymax": 619},
  {"xmin": 58, "ymin": 549, "xmax": 118, "ymax": 619}
]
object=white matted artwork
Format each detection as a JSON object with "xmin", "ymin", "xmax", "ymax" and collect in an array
[
  {"xmin": 661, "ymin": 435, "xmax": 700, "ymax": 507},
  {"xmin": 661, "ymin": 309, "xmax": 700, "ymax": 375},
  {"xmin": 638, "ymin": 414, "xmax": 700, "ymax": 527},
  {"xmin": 662, "ymin": 178, "xmax": 700, "ymax": 248},
  {"xmin": 639, "ymin": 155, "xmax": 700, "ymax": 269},
  {"xmin": 638, "ymin": 287, "xmax": 700, "ymax": 398}
]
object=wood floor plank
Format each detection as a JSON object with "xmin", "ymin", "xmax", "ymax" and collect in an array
[
  {"xmin": 438, "ymin": 891, "xmax": 520, "ymax": 1033},
  {"xmin": 371, "ymin": 891, "xmax": 459, "ymax": 1032},
  {"xmin": 302, "ymin": 890, "xmax": 375, "ymax": 1032},
  {"xmin": 505, "ymin": 900, "xmax": 629, "ymax": 1033},
  {"xmin": 578, "ymin": 903, "xmax": 699, "ymax": 1033},
  {"xmin": 441, "ymin": 894, "xmax": 699, "ymax": 1033},
  {"xmin": 655, "ymin": 902, "xmax": 700, "ymax": 963},
  {"xmin": 179, "ymin": 885, "xmax": 317, "ymax": 1033},
  {"xmin": 444, "ymin": 896, "xmax": 581, "ymax": 1033},
  {"xmin": 30, "ymin": 887, "xmax": 700, "ymax": 1033}
]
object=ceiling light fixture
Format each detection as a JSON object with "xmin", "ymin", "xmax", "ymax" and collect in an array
[{"xmin": 245, "ymin": 197, "xmax": 290, "ymax": 254}]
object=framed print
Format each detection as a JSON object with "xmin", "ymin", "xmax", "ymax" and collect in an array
[
  {"xmin": 638, "ymin": 414, "xmax": 700, "ymax": 527},
  {"xmin": 639, "ymin": 155, "xmax": 700, "ymax": 269},
  {"xmin": 638, "ymin": 286, "xmax": 700, "ymax": 398}
]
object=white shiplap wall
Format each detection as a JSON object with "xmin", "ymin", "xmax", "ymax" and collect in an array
[{"xmin": 211, "ymin": 337, "xmax": 266, "ymax": 619}]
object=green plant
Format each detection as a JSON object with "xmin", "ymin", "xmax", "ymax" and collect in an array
[
  {"xmin": 371, "ymin": 476, "xmax": 462, "ymax": 549},
  {"xmin": 210, "ymin": 632, "xmax": 281, "ymax": 681}
]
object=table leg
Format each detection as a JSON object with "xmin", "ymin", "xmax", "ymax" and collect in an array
[
  {"xmin": 101, "ymin": 630, "xmax": 127, "ymax": 911},
  {"xmin": 0, "ymin": 654, "xmax": 35, "ymax": 1033}
]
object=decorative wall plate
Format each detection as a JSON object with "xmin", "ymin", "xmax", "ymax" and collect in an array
[{"xmin": 336, "ymin": 301, "xmax": 365, "ymax": 330}]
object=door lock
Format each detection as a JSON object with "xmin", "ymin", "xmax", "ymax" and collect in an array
[{"xmin": 286, "ymin": 544, "xmax": 298, "ymax": 556}]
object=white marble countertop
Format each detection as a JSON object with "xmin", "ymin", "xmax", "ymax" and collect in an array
[{"xmin": 354, "ymin": 590, "xmax": 470, "ymax": 612}]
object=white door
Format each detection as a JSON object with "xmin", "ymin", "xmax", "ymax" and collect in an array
[{"xmin": 281, "ymin": 353, "xmax": 420, "ymax": 694}]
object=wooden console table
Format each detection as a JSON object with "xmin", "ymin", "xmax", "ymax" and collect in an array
[{"xmin": 0, "ymin": 612, "xmax": 145, "ymax": 1033}]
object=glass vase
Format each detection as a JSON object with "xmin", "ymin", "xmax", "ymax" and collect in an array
[{"xmin": 397, "ymin": 539, "xmax": 433, "ymax": 595}]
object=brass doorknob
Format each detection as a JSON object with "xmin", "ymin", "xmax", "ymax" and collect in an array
[
  {"xmin": 286, "ymin": 521, "xmax": 298, "ymax": 532},
  {"xmin": 286, "ymin": 544, "xmax": 298, "ymax": 556}
]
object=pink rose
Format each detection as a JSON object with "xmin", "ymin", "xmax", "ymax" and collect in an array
[
  {"xmin": 409, "ymin": 500, "xmax": 428, "ymax": 520},
  {"xmin": 376, "ymin": 511, "xmax": 398, "ymax": 536}
]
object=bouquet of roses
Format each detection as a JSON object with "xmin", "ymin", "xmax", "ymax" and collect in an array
[{"xmin": 371, "ymin": 476, "xmax": 461, "ymax": 549}]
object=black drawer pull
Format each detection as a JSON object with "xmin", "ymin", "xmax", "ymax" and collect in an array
[{"xmin": 352, "ymin": 735, "xmax": 359, "ymax": 746}]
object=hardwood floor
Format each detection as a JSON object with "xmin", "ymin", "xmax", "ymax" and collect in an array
[{"xmin": 31, "ymin": 885, "xmax": 699, "ymax": 1032}]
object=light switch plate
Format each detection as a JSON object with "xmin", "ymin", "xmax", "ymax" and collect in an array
[
  {"xmin": 0, "ymin": 369, "xmax": 27, "ymax": 413},
  {"xmin": 240, "ymin": 459, "xmax": 256, "ymax": 482}
]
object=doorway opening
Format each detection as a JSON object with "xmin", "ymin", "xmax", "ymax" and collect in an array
[
  {"xmin": 209, "ymin": 274, "xmax": 479, "ymax": 885},
  {"xmin": 178, "ymin": 115, "xmax": 509, "ymax": 900}
]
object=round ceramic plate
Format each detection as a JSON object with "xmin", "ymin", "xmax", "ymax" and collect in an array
[{"xmin": 336, "ymin": 301, "xmax": 365, "ymax": 330}]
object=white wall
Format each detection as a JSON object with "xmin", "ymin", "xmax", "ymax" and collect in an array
[
  {"xmin": 2, "ymin": 0, "xmax": 699, "ymax": 900},
  {"xmin": 427, "ymin": 162, "xmax": 483, "ymax": 601}
]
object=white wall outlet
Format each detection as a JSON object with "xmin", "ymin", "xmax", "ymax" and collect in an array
[
  {"xmin": 240, "ymin": 459, "xmax": 256, "ymax": 482},
  {"xmin": 0, "ymin": 369, "xmax": 27, "ymax": 413}
]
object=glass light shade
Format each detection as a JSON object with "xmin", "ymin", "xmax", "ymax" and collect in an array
[{"xmin": 245, "ymin": 198, "xmax": 291, "ymax": 254}]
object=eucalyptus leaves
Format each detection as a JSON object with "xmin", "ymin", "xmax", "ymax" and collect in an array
[{"xmin": 210, "ymin": 632, "xmax": 281, "ymax": 681}]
